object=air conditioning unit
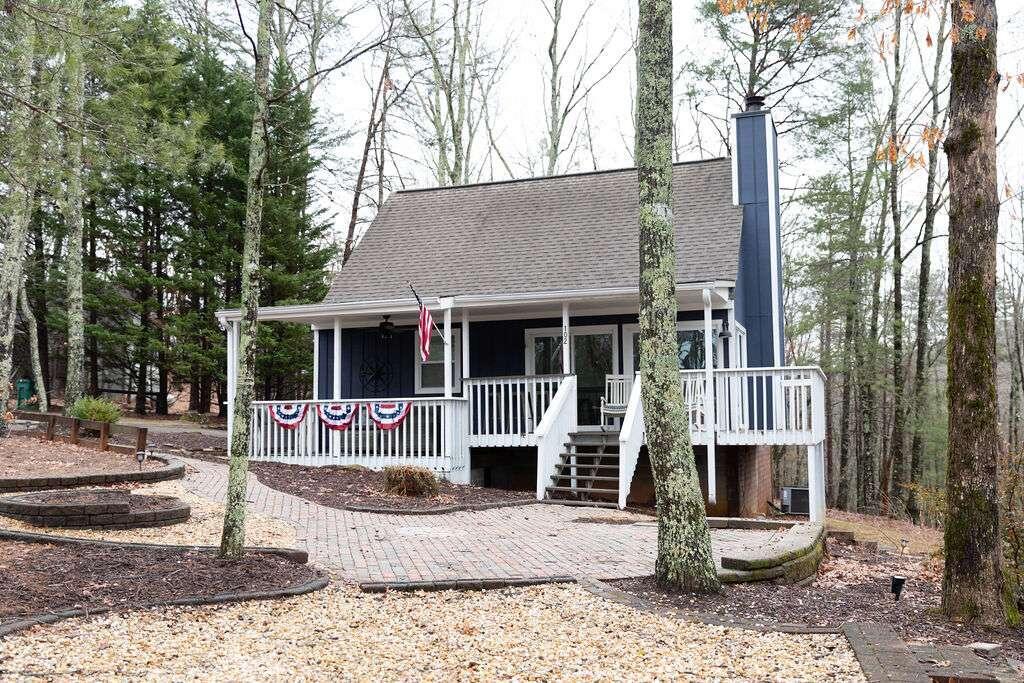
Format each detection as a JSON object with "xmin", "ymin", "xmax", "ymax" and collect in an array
[{"xmin": 780, "ymin": 486, "xmax": 810, "ymax": 515}]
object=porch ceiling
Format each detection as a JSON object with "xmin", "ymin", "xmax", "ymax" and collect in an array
[{"xmin": 214, "ymin": 284, "xmax": 732, "ymax": 327}]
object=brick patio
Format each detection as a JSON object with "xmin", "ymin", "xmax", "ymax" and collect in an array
[{"xmin": 181, "ymin": 457, "xmax": 785, "ymax": 584}]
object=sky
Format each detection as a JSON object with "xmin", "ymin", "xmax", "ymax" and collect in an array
[{"xmin": 269, "ymin": 0, "xmax": 1024, "ymax": 283}]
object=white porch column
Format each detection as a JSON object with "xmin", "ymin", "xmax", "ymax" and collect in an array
[
  {"xmin": 702, "ymin": 289, "xmax": 717, "ymax": 505},
  {"xmin": 807, "ymin": 441, "xmax": 826, "ymax": 523},
  {"xmin": 311, "ymin": 326, "xmax": 319, "ymax": 400},
  {"xmin": 561, "ymin": 302, "xmax": 570, "ymax": 374},
  {"xmin": 443, "ymin": 307, "xmax": 453, "ymax": 398},
  {"xmin": 226, "ymin": 320, "xmax": 237, "ymax": 453},
  {"xmin": 727, "ymin": 303, "xmax": 738, "ymax": 369},
  {"xmin": 461, "ymin": 308, "xmax": 470, "ymax": 380},
  {"xmin": 332, "ymin": 318, "xmax": 341, "ymax": 399}
]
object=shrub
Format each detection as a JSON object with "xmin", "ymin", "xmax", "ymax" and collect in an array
[
  {"xmin": 382, "ymin": 466, "xmax": 439, "ymax": 498},
  {"xmin": 68, "ymin": 397, "xmax": 122, "ymax": 424},
  {"xmin": 182, "ymin": 411, "xmax": 210, "ymax": 426}
]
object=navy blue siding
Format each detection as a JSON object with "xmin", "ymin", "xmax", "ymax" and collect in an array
[
  {"xmin": 316, "ymin": 311, "xmax": 728, "ymax": 399},
  {"xmin": 733, "ymin": 109, "xmax": 786, "ymax": 366}
]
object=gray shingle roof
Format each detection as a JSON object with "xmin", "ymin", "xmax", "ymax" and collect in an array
[{"xmin": 324, "ymin": 158, "xmax": 742, "ymax": 304}]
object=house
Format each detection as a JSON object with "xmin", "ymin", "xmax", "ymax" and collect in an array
[{"xmin": 216, "ymin": 97, "xmax": 827, "ymax": 522}]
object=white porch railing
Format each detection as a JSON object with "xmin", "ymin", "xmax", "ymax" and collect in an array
[
  {"xmin": 617, "ymin": 374, "xmax": 645, "ymax": 509},
  {"xmin": 249, "ymin": 398, "xmax": 469, "ymax": 477},
  {"xmin": 713, "ymin": 367, "xmax": 825, "ymax": 445},
  {"xmin": 534, "ymin": 375, "xmax": 578, "ymax": 499},
  {"xmin": 466, "ymin": 374, "xmax": 566, "ymax": 447}
]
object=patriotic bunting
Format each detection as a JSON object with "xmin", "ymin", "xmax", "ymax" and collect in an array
[
  {"xmin": 268, "ymin": 403, "xmax": 308, "ymax": 429},
  {"xmin": 317, "ymin": 402, "xmax": 359, "ymax": 431},
  {"xmin": 366, "ymin": 402, "xmax": 411, "ymax": 431}
]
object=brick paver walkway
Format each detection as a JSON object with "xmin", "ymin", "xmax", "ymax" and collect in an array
[{"xmin": 181, "ymin": 458, "xmax": 782, "ymax": 584}]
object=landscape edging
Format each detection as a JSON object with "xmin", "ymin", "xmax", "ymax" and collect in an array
[
  {"xmin": 359, "ymin": 575, "xmax": 576, "ymax": 593},
  {"xmin": 342, "ymin": 498, "xmax": 539, "ymax": 515},
  {"xmin": 0, "ymin": 528, "xmax": 308, "ymax": 564},
  {"xmin": 0, "ymin": 574, "xmax": 330, "ymax": 639},
  {"xmin": 0, "ymin": 454, "xmax": 186, "ymax": 493}
]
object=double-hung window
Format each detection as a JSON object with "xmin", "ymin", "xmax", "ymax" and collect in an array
[{"xmin": 414, "ymin": 329, "xmax": 461, "ymax": 394}]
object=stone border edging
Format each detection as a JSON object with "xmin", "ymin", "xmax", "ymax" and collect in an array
[
  {"xmin": 578, "ymin": 576, "xmax": 841, "ymax": 635},
  {"xmin": 0, "ymin": 528, "xmax": 328, "ymax": 639},
  {"xmin": 359, "ymin": 575, "xmax": 576, "ymax": 593},
  {"xmin": 0, "ymin": 455, "xmax": 185, "ymax": 493},
  {"xmin": 341, "ymin": 498, "xmax": 539, "ymax": 515},
  {"xmin": 0, "ymin": 491, "xmax": 191, "ymax": 530}
]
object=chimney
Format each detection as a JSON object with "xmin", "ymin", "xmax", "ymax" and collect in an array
[{"xmin": 731, "ymin": 98, "xmax": 784, "ymax": 367}]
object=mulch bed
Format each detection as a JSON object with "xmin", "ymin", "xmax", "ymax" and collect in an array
[
  {"xmin": 0, "ymin": 436, "xmax": 163, "ymax": 478},
  {"xmin": 246, "ymin": 462, "xmax": 532, "ymax": 511},
  {"xmin": 0, "ymin": 539, "xmax": 323, "ymax": 628},
  {"xmin": 612, "ymin": 538, "xmax": 1024, "ymax": 660}
]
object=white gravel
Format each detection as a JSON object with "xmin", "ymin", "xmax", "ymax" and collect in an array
[{"xmin": 0, "ymin": 583, "xmax": 865, "ymax": 682}]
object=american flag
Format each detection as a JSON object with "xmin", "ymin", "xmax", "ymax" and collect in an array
[{"xmin": 417, "ymin": 301, "xmax": 434, "ymax": 362}]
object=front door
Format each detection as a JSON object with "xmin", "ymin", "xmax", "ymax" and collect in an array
[{"xmin": 525, "ymin": 326, "xmax": 618, "ymax": 428}]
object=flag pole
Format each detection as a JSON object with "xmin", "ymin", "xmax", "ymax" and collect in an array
[{"xmin": 409, "ymin": 283, "xmax": 448, "ymax": 343}]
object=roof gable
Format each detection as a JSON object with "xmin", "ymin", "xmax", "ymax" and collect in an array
[{"xmin": 324, "ymin": 158, "xmax": 742, "ymax": 304}]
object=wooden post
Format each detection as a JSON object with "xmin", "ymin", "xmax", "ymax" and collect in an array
[
  {"xmin": 46, "ymin": 415, "xmax": 55, "ymax": 440},
  {"xmin": 461, "ymin": 308, "xmax": 470, "ymax": 380},
  {"xmin": 136, "ymin": 426, "xmax": 147, "ymax": 453},
  {"xmin": 70, "ymin": 418, "xmax": 80, "ymax": 445},
  {"xmin": 99, "ymin": 422, "xmax": 109, "ymax": 451},
  {"xmin": 703, "ymin": 288, "xmax": 717, "ymax": 505},
  {"xmin": 443, "ymin": 307, "xmax": 453, "ymax": 398},
  {"xmin": 561, "ymin": 302, "xmax": 570, "ymax": 374}
]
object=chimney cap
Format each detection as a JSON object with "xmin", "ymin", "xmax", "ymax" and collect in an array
[{"xmin": 745, "ymin": 94, "xmax": 765, "ymax": 111}]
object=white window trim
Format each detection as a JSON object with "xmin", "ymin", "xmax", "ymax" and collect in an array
[
  {"xmin": 414, "ymin": 327, "xmax": 462, "ymax": 394},
  {"xmin": 622, "ymin": 320, "xmax": 724, "ymax": 377},
  {"xmin": 735, "ymin": 322, "xmax": 748, "ymax": 369},
  {"xmin": 524, "ymin": 325, "xmax": 620, "ymax": 376}
]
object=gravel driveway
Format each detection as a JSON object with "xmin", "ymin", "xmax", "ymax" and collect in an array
[{"xmin": 0, "ymin": 583, "xmax": 864, "ymax": 682}]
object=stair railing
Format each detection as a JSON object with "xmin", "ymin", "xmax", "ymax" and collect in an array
[
  {"xmin": 534, "ymin": 375, "xmax": 578, "ymax": 500},
  {"xmin": 617, "ymin": 373, "xmax": 645, "ymax": 509}
]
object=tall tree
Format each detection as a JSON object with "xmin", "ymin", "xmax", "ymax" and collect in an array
[
  {"xmin": 0, "ymin": 5, "xmax": 38, "ymax": 420},
  {"xmin": 907, "ymin": 3, "xmax": 949, "ymax": 524},
  {"xmin": 941, "ymin": 0, "xmax": 1007, "ymax": 626},
  {"xmin": 62, "ymin": 0, "xmax": 86, "ymax": 411},
  {"xmin": 220, "ymin": 0, "xmax": 274, "ymax": 558},
  {"xmin": 636, "ymin": 0, "xmax": 719, "ymax": 591},
  {"xmin": 18, "ymin": 285, "xmax": 48, "ymax": 413}
]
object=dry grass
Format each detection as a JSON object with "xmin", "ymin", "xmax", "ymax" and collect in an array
[
  {"xmin": 826, "ymin": 509, "xmax": 943, "ymax": 555},
  {"xmin": 382, "ymin": 465, "xmax": 440, "ymax": 498}
]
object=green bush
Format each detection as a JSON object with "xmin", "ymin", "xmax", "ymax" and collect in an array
[
  {"xmin": 382, "ymin": 466, "xmax": 439, "ymax": 498},
  {"xmin": 68, "ymin": 397, "xmax": 122, "ymax": 424}
]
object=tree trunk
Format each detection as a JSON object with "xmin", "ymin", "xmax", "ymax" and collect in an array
[
  {"xmin": 63, "ymin": 0, "xmax": 87, "ymax": 412},
  {"xmin": 636, "ymin": 0, "xmax": 719, "ymax": 592},
  {"xmin": 908, "ymin": 4, "xmax": 948, "ymax": 524},
  {"xmin": 887, "ymin": 5, "xmax": 907, "ymax": 515},
  {"xmin": 220, "ymin": 0, "xmax": 273, "ymax": 559},
  {"xmin": 0, "ymin": 9, "xmax": 37, "ymax": 416},
  {"xmin": 866, "ymin": 184, "xmax": 889, "ymax": 512},
  {"xmin": 19, "ymin": 286, "xmax": 48, "ymax": 413},
  {"xmin": 941, "ymin": 0, "xmax": 1008, "ymax": 626}
]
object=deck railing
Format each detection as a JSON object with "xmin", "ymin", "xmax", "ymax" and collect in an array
[
  {"xmin": 617, "ymin": 376, "xmax": 645, "ymax": 509},
  {"xmin": 713, "ymin": 367, "xmax": 825, "ymax": 445},
  {"xmin": 465, "ymin": 374, "xmax": 567, "ymax": 447},
  {"xmin": 249, "ymin": 398, "xmax": 469, "ymax": 474}
]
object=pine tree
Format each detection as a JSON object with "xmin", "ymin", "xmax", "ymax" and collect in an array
[{"xmin": 636, "ymin": 0, "xmax": 719, "ymax": 592}]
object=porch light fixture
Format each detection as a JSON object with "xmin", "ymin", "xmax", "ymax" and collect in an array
[
  {"xmin": 719, "ymin": 319, "xmax": 733, "ymax": 339},
  {"xmin": 378, "ymin": 315, "xmax": 395, "ymax": 341}
]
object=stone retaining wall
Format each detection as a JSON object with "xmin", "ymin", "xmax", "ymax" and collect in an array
[{"xmin": 0, "ymin": 456, "xmax": 184, "ymax": 493}]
